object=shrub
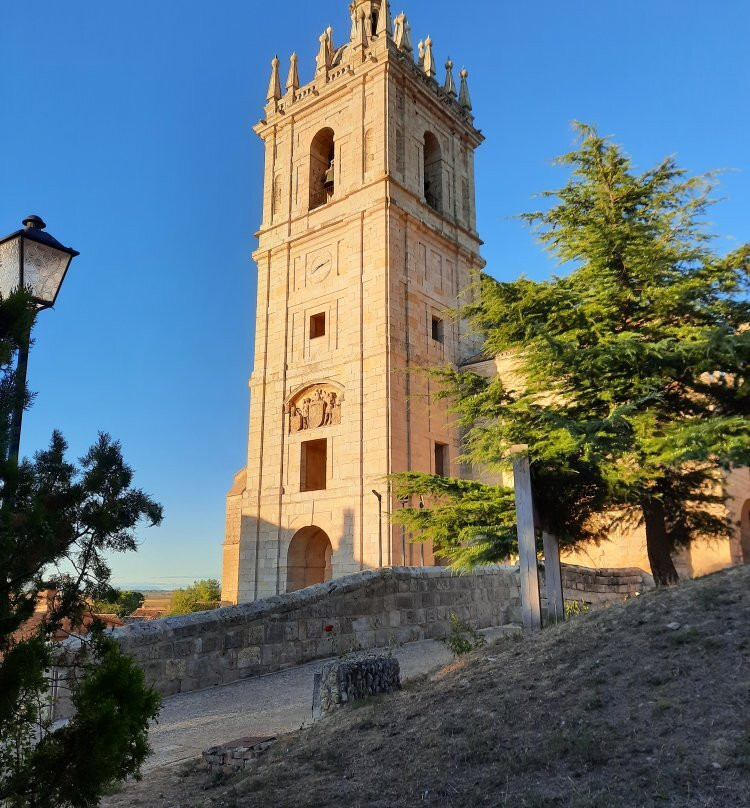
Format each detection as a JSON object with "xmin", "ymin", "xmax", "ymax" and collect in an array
[{"xmin": 442, "ymin": 614, "xmax": 487, "ymax": 657}]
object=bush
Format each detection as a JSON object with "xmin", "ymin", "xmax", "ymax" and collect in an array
[
  {"xmin": 442, "ymin": 614, "xmax": 487, "ymax": 657},
  {"xmin": 168, "ymin": 580, "xmax": 222, "ymax": 616},
  {"xmin": 565, "ymin": 600, "xmax": 591, "ymax": 619},
  {"xmin": 93, "ymin": 589, "xmax": 145, "ymax": 618}
]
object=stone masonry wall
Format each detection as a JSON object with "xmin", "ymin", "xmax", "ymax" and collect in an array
[
  {"xmin": 108, "ymin": 564, "xmax": 651, "ymax": 700},
  {"xmin": 560, "ymin": 564, "xmax": 653, "ymax": 608},
  {"xmin": 114, "ymin": 567, "xmax": 516, "ymax": 698}
]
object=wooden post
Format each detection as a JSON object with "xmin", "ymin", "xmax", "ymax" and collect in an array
[
  {"xmin": 542, "ymin": 531, "xmax": 565, "ymax": 624},
  {"xmin": 512, "ymin": 449, "xmax": 542, "ymax": 632}
]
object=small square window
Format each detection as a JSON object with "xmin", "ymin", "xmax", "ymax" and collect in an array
[
  {"xmin": 434, "ymin": 443, "xmax": 449, "ymax": 477},
  {"xmin": 310, "ymin": 313, "xmax": 326, "ymax": 340},
  {"xmin": 431, "ymin": 316, "xmax": 444, "ymax": 343}
]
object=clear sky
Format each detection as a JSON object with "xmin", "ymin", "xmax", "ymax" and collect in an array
[{"xmin": 1, "ymin": 1, "xmax": 748, "ymax": 588}]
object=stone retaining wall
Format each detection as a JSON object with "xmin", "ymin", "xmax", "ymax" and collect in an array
[
  {"xmin": 561, "ymin": 565, "xmax": 651, "ymax": 607},
  {"xmin": 105, "ymin": 564, "xmax": 650, "ymax": 700},
  {"xmin": 113, "ymin": 566, "xmax": 518, "ymax": 698}
]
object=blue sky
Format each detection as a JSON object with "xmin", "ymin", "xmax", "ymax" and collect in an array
[{"xmin": 1, "ymin": 1, "xmax": 748, "ymax": 588}]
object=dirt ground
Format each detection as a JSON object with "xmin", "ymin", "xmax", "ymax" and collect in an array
[{"xmin": 103, "ymin": 565, "xmax": 750, "ymax": 808}]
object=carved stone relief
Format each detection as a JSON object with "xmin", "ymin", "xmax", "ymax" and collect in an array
[{"xmin": 288, "ymin": 385, "xmax": 343, "ymax": 433}]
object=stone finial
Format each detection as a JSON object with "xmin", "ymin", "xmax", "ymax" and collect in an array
[
  {"xmin": 376, "ymin": 0, "xmax": 393, "ymax": 36},
  {"xmin": 266, "ymin": 55, "xmax": 282, "ymax": 102},
  {"xmin": 459, "ymin": 67, "xmax": 472, "ymax": 111},
  {"xmin": 423, "ymin": 36, "xmax": 436, "ymax": 78},
  {"xmin": 444, "ymin": 57, "xmax": 457, "ymax": 97},
  {"xmin": 394, "ymin": 12, "xmax": 413, "ymax": 54},
  {"xmin": 316, "ymin": 31, "xmax": 331, "ymax": 74},
  {"xmin": 417, "ymin": 40, "xmax": 425, "ymax": 68},
  {"xmin": 286, "ymin": 53, "xmax": 300, "ymax": 95},
  {"xmin": 326, "ymin": 26, "xmax": 335, "ymax": 60}
]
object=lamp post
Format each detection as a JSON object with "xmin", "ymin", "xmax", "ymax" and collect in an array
[
  {"xmin": 0, "ymin": 216, "xmax": 79, "ymax": 463},
  {"xmin": 399, "ymin": 495, "xmax": 409, "ymax": 566},
  {"xmin": 372, "ymin": 490, "xmax": 383, "ymax": 568}
]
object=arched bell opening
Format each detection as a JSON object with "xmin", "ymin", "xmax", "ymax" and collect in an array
[
  {"xmin": 423, "ymin": 131, "xmax": 443, "ymax": 214},
  {"xmin": 309, "ymin": 128, "xmax": 336, "ymax": 210}
]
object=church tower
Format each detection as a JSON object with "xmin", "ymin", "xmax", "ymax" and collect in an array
[{"xmin": 223, "ymin": 0, "xmax": 485, "ymax": 603}]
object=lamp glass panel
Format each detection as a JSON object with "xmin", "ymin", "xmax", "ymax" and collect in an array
[
  {"xmin": 0, "ymin": 238, "xmax": 21, "ymax": 299},
  {"xmin": 23, "ymin": 239, "xmax": 71, "ymax": 305}
]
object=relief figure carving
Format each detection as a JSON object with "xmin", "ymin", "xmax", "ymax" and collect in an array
[{"xmin": 288, "ymin": 386, "xmax": 343, "ymax": 433}]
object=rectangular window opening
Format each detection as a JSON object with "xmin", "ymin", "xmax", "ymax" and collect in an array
[
  {"xmin": 310, "ymin": 312, "xmax": 326, "ymax": 340},
  {"xmin": 434, "ymin": 443, "xmax": 449, "ymax": 477},
  {"xmin": 431, "ymin": 316, "xmax": 444, "ymax": 344},
  {"xmin": 301, "ymin": 439, "xmax": 327, "ymax": 492}
]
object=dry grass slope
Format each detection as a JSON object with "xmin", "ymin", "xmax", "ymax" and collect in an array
[{"xmin": 105, "ymin": 565, "xmax": 750, "ymax": 808}]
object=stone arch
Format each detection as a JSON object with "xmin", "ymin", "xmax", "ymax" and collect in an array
[
  {"xmin": 284, "ymin": 379, "xmax": 345, "ymax": 408},
  {"xmin": 309, "ymin": 127, "xmax": 335, "ymax": 210},
  {"xmin": 741, "ymin": 500, "xmax": 750, "ymax": 564},
  {"xmin": 286, "ymin": 526, "xmax": 333, "ymax": 592},
  {"xmin": 423, "ymin": 131, "xmax": 443, "ymax": 214}
]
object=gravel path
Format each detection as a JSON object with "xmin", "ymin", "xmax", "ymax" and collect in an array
[{"xmin": 146, "ymin": 626, "xmax": 518, "ymax": 771}]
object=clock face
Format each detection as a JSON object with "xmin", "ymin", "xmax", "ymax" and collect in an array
[{"xmin": 308, "ymin": 252, "xmax": 332, "ymax": 282}]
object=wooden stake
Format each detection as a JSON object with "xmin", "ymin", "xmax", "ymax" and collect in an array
[
  {"xmin": 512, "ymin": 450, "xmax": 542, "ymax": 632},
  {"xmin": 543, "ymin": 531, "xmax": 565, "ymax": 624}
]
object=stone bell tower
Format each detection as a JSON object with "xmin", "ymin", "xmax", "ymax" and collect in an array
[{"xmin": 222, "ymin": 0, "xmax": 485, "ymax": 604}]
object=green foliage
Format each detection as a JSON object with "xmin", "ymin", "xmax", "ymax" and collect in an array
[
  {"xmin": 392, "ymin": 124, "xmax": 750, "ymax": 585},
  {"xmin": 391, "ymin": 474, "xmax": 518, "ymax": 568},
  {"xmin": 442, "ymin": 614, "xmax": 487, "ymax": 657},
  {"xmin": 168, "ymin": 579, "xmax": 222, "ymax": 616},
  {"xmin": 92, "ymin": 589, "xmax": 145, "ymax": 618},
  {"xmin": 5, "ymin": 634, "xmax": 160, "ymax": 808},
  {"xmin": 0, "ymin": 292, "xmax": 164, "ymax": 806},
  {"xmin": 565, "ymin": 600, "xmax": 591, "ymax": 619}
]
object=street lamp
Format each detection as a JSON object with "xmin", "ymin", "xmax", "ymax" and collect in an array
[{"xmin": 0, "ymin": 216, "xmax": 79, "ymax": 462}]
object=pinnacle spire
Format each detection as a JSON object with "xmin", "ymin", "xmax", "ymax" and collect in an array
[
  {"xmin": 459, "ymin": 67, "xmax": 472, "ymax": 112},
  {"xmin": 423, "ymin": 36, "xmax": 436, "ymax": 78},
  {"xmin": 316, "ymin": 31, "xmax": 331, "ymax": 74},
  {"xmin": 266, "ymin": 55, "xmax": 282, "ymax": 102},
  {"xmin": 444, "ymin": 57, "xmax": 457, "ymax": 97},
  {"xmin": 394, "ymin": 12, "xmax": 413, "ymax": 54},
  {"xmin": 286, "ymin": 52, "xmax": 299, "ymax": 95}
]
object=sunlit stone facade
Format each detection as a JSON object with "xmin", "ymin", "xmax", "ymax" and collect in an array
[{"xmin": 223, "ymin": 1, "xmax": 484, "ymax": 603}]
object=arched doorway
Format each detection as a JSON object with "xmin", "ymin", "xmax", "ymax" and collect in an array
[
  {"xmin": 741, "ymin": 500, "xmax": 750, "ymax": 564},
  {"xmin": 286, "ymin": 526, "xmax": 333, "ymax": 592}
]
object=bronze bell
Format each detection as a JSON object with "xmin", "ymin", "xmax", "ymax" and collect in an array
[{"xmin": 323, "ymin": 159, "xmax": 335, "ymax": 190}]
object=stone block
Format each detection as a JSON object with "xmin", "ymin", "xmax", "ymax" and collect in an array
[
  {"xmin": 237, "ymin": 646, "xmax": 262, "ymax": 669},
  {"xmin": 165, "ymin": 659, "xmax": 186, "ymax": 680},
  {"xmin": 173, "ymin": 639, "xmax": 195, "ymax": 658}
]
